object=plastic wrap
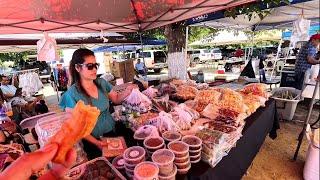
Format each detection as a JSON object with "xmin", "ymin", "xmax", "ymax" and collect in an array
[
  {"xmin": 241, "ymin": 83, "xmax": 269, "ymax": 98},
  {"xmin": 142, "ymin": 86, "xmax": 158, "ymax": 99},
  {"xmin": 123, "ymin": 88, "xmax": 152, "ymax": 113},
  {"xmin": 134, "ymin": 125, "xmax": 160, "ymax": 140},
  {"xmin": 194, "ymin": 89, "xmax": 221, "ymax": 112},
  {"xmin": 152, "ymin": 94, "xmax": 177, "ymax": 113},
  {"xmin": 101, "ymin": 137, "xmax": 127, "ymax": 158},
  {"xmin": 157, "ymin": 83, "xmax": 176, "ymax": 96},
  {"xmin": 155, "ymin": 111, "xmax": 180, "ymax": 133},
  {"xmin": 170, "ymin": 104, "xmax": 200, "ymax": 131},
  {"xmin": 172, "ymin": 85, "xmax": 198, "ymax": 101}
]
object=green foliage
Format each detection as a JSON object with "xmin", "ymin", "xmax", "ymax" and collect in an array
[
  {"xmin": 0, "ymin": 51, "xmax": 36, "ymax": 65},
  {"xmin": 188, "ymin": 26, "xmax": 219, "ymax": 43},
  {"xmin": 225, "ymin": 0, "xmax": 290, "ymax": 21}
]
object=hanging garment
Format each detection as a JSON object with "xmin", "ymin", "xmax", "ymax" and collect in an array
[
  {"xmin": 53, "ymin": 68, "xmax": 68, "ymax": 91},
  {"xmin": 18, "ymin": 72, "xmax": 43, "ymax": 97}
]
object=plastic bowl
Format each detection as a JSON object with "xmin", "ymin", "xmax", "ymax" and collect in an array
[
  {"xmin": 190, "ymin": 153, "xmax": 201, "ymax": 163},
  {"xmin": 167, "ymin": 141, "xmax": 189, "ymax": 158},
  {"xmin": 124, "ymin": 146, "xmax": 146, "ymax": 164},
  {"xmin": 144, "ymin": 137, "xmax": 165, "ymax": 150},
  {"xmin": 158, "ymin": 165, "xmax": 177, "ymax": 180},
  {"xmin": 177, "ymin": 163, "xmax": 191, "ymax": 175},
  {"xmin": 189, "ymin": 149, "xmax": 201, "ymax": 157},
  {"xmin": 112, "ymin": 155, "xmax": 125, "ymax": 170},
  {"xmin": 174, "ymin": 155, "xmax": 190, "ymax": 164},
  {"xmin": 162, "ymin": 131, "xmax": 182, "ymax": 143},
  {"xmin": 182, "ymin": 135, "xmax": 202, "ymax": 151},
  {"xmin": 152, "ymin": 149, "xmax": 175, "ymax": 176},
  {"xmin": 125, "ymin": 165, "xmax": 135, "ymax": 174},
  {"xmin": 175, "ymin": 160, "xmax": 191, "ymax": 170},
  {"xmin": 134, "ymin": 161, "xmax": 159, "ymax": 180},
  {"xmin": 147, "ymin": 144, "xmax": 166, "ymax": 153}
]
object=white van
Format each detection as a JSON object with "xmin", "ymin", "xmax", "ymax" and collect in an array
[
  {"xmin": 210, "ymin": 48, "xmax": 222, "ymax": 60},
  {"xmin": 127, "ymin": 50, "xmax": 167, "ymax": 73},
  {"xmin": 187, "ymin": 49, "xmax": 211, "ymax": 63}
]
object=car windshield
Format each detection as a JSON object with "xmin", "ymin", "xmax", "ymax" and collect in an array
[
  {"xmin": 203, "ymin": 50, "xmax": 210, "ymax": 53},
  {"xmin": 212, "ymin": 49, "xmax": 221, "ymax": 53},
  {"xmin": 139, "ymin": 52, "xmax": 151, "ymax": 58}
]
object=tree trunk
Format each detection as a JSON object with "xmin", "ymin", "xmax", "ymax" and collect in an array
[{"xmin": 165, "ymin": 22, "xmax": 188, "ymax": 80}]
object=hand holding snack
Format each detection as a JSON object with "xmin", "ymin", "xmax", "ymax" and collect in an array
[{"xmin": 49, "ymin": 101, "xmax": 100, "ymax": 164}]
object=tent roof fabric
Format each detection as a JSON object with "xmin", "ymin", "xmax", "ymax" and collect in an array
[
  {"xmin": 0, "ymin": 0, "xmax": 254, "ymax": 34},
  {"xmin": 189, "ymin": 0, "xmax": 319, "ymax": 31}
]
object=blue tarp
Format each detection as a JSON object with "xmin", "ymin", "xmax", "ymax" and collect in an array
[
  {"xmin": 282, "ymin": 24, "xmax": 320, "ymax": 39},
  {"xmin": 186, "ymin": 0, "xmax": 313, "ymax": 25}
]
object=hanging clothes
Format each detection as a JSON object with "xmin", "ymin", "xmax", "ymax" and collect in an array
[
  {"xmin": 53, "ymin": 68, "xmax": 68, "ymax": 91},
  {"xmin": 18, "ymin": 72, "xmax": 43, "ymax": 97}
]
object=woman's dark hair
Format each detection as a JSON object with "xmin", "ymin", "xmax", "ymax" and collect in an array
[{"xmin": 69, "ymin": 48, "xmax": 101, "ymax": 104}]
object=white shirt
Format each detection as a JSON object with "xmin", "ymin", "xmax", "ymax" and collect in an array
[
  {"xmin": 0, "ymin": 84, "xmax": 17, "ymax": 95},
  {"xmin": 135, "ymin": 62, "xmax": 145, "ymax": 71}
]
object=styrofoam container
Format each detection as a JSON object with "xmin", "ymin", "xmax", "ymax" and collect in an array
[{"xmin": 271, "ymin": 87, "xmax": 301, "ymax": 121}]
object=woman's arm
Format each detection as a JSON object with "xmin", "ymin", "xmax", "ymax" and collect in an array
[
  {"xmin": 83, "ymin": 135, "xmax": 106, "ymax": 149},
  {"xmin": 108, "ymin": 89, "xmax": 132, "ymax": 105}
]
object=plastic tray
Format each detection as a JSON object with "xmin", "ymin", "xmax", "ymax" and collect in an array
[{"xmin": 64, "ymin": 157, "xmax": 126, "ymax": 180}]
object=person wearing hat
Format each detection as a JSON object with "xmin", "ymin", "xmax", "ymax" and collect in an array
[{"xmin": 294, "ymin": 34, "xmax": 320, "ymax": 90}]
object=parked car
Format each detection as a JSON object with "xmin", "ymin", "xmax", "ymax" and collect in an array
[
  {"xmin": 210, "ymin": 48, "xmax": 222, "ymax": 60},
  {"xmin": 127, "ymin": 50, "xmax": 167, "ymax": 73},
  {"xmin": 187, "ymin": 49, "xmax": 211, "ymax": 63}
]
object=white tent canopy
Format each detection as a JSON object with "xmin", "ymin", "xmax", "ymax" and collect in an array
[
  {"xmin": 190, "ymin": 30, "xmax": 282, "ymax": 46},
  {"xmin": 192, "ymin": 0, "xmax": 319, "ymax": 31}
]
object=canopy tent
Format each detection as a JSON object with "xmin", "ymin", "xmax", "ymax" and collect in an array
[
  {"xmin": 190, "ymin": 30, "xmax": 282, "ymax": 46},
  {"xmin": 188, "ymin": 0, "xmax": 319, "ymax": 31},
  {"xmin": 0, "ymin": 0, "xmax": 254, "ymax": 34},
  {"xmin": 282, "ymin": 24, "xmax": 320, "ymax": 40}
]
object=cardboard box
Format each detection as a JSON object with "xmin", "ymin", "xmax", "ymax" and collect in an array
[{"xmin": 111, "ymin": 59, "xmax": 135, "ymax": 83}]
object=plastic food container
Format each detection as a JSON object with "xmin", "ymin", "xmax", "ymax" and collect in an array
[
  {"xmin": 112, "ymin": 155, "xmax": 125, "ymax": 171},
  {"xmin": 152, "ymin": 149, "xmax": 175, "ymax": 176},
  {"xmin": 162, "ymin": 131, "xmax": 182, "ymax": 143},
  {"xmin": 177, "ymin": 163, "xmax": 191, "ymax": 175},
  {"xmin": 124, "ymin": 146, "xmax": 146, "ymax": 165},
  {"xmin": 144, "ymin": 137, "xmax": 165, "ymax": 150},
  {"xmin": 190, "ymin": 153, "xmax": 201, "ymax": 163},
  {"xmin": 174, "ymin": 155, "xmax": 190, "ymax": 164},
  {"xmin": 182, "ymin": 135, "xmax": 202, "ymax": 151},
  {"xmin": 168, "ymin": 141, "xmax": 189, "ymax": 158},
  {"xmin": 125, "ymin": 162, "xmax": 136, "ymax": 171},
  {"xmin": 125, "ymin": 165, "xmax": 135, "ymax": 174},
  {"xmin": 175, "ymin": 160, "xmax": 191, "ymax": 170},
  {"xmin": 189, "ymin": 148, "xmax": 201, "ymax": 157},
  {"xmin": 158, "ymin": 165, "xmax": 177, "ymax": 180},
  {"xmin": 134, "ymin": 161, "xmax": 159, "ymax": 180}
]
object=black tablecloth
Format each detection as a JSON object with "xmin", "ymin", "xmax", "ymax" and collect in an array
[{"xmin": 178, "ymin": 99, "xmax": 279, "ymax": 180}]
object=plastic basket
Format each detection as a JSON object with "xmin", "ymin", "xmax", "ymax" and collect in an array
[{"xmin": 271, "ymin": 87, "xmax": 301, "ymax": 121}]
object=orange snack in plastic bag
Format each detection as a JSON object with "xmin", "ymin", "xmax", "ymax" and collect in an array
[{"xmin": 49, "ymin": 101, "xmax": 100, "ymax": 164}]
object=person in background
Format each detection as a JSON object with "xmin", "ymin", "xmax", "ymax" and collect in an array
[
  {"xmin": 59, "ymin": 48, "xmax": 135, "ymax": 159},
  {"xmin": 0, "ymin": 143, "xmax": 76, "ymax": 180},
  {"xmin": 258, "ymin": 52, "xmax": 267, "ymax": 82},
  {"xmin": 135, "ymin": 59, "xmax": 147, "ymax": 76},
  {"xmin": 294, "ymin": 34, "xmax": 320, "ymax": 90},
  {"xmin": 235, "ymin": 47, "xmax": 244, "ymax": 58},
  {"xmin": 0, "ymin": 75, "xmax": 36, "ymax": 112}
]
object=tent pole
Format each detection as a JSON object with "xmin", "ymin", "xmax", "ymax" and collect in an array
[
  {"xmin": 139, "ymin": 32, "xmax": 145, "ymax": 64},
  {"xmin": 185, "ymin": 26, "xmax": 189, "ymax": 68},
  {"xmin": 293, "ymin": 80, "xmax": 320, "ymax": 160}
]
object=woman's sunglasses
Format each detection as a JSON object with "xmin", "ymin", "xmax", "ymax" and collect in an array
[{"xmin": 78, "ymin": 63, "xmax": 100, "ymax": 70}]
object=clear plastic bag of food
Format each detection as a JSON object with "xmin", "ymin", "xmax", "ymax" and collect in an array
[
  {"xmin": 142, "ymin": 86, "xmax": 158, "ymax": 99},
  {"xmin": 123, "ymin": 88, "xmax": 152, "ymax": 113}
]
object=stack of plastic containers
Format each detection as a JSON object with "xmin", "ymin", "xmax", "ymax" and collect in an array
[
  {"xmin": 112, "ymin": 155, "xmax": 126, "ymax": 175},
  {"xmin": 143, "ymin": 137, "xmax": 165, "ymax": 158},
  {"xmin": 162, "ymin": 131, "xmax": 182, "ymax": 144},
  {"xmin": 182, "ymin": 135, "xmax": 202, "ymax": 163},
  {"xmin": 134, "ymin": 161, "xmax": 159, "ymax": 180},
  {"xmin": 167, "ymin": 141, "xmax": 191, "ymax": 175},
  {"xmin": 123, "ymin": 146, "xmax": 146, "ymax": 179},
  {"xmin": 152, "ymin": 149, "xmax": 177, "ymax": 180}
]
